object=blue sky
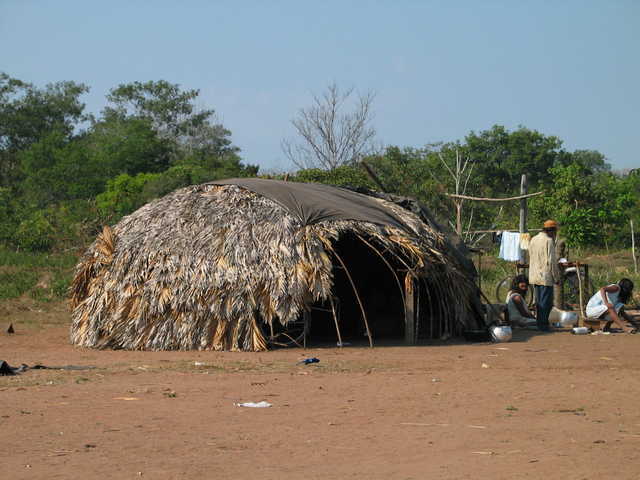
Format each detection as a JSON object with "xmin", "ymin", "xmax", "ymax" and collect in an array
[{"xmin": 1, "ymin": 0, "xmax": 638, "ymax": 171}]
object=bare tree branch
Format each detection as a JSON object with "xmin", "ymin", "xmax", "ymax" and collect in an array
[{"xmin": 282, "ymin": 83, "xmax": 376, "ymax": 170}]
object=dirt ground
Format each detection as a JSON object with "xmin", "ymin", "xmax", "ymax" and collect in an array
[{"xmin": 2, "ymin": 307, "xmax": 640, "ymax": 480}]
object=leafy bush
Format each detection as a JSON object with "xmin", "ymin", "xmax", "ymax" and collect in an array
[
  {"xmin": 14, "ymin": 210, "xmax": 55, "ymax": 251},
  {"xmin": 294, "ymin": 165, "xmax": 374, "ymax": 189},
  {"xmin": 559, "ymin": 208, "xmax": 599, "ymax": 247},
  {"xmin": 0, "ymin": 270, "xmax": 39, "ymax": 300},
  {"xmin": 96, "ymin": 172, "xmax": 160, "ymax": 221}
]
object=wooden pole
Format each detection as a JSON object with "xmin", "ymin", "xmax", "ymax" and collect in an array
[
  {"xmin": 331, "ymin": 250, "xmax": 373, "ymax": 348},
  {"xmin": 632, "ymin": 219, "xmax": 638, "ymax": 274},
  {"xmin": 415, "ymin": 281, "xmax": 420, "ymax": 343},
  {"xmin": 445, "ymin": 191, "xmax": 543, "ymax": 202},
  {"xmin": 576, "ymin": 262, "xmax": 585, "ymax": 327},
  {"xmin": 303, "ymin": 309, "xmax": 311, "ymax": 348},
  {"xmin": 329, "ymin": 296, "xmax": 343, "ymax": 347},
  {"xmin": 519, "ymin": 174, "xmax": 528, "ymax": 265},
  {"xmin": 360, "ymin": 161, "xmax": 388, "ymax": 193},
  {"xmin": 404, "ymin": 273, "xmax": 416, "ymax": 345},
  {"xmin": 519, "ymin": 174, "xmax": 528, "ymax": 235}
]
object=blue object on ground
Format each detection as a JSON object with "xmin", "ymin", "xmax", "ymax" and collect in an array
[{"xmin": 298, "ymin": 357, "xmax": 320, "ymax": 365}]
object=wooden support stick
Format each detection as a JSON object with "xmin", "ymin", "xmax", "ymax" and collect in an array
[
  {"xmin": 576, "ymin": 262, "xmax": 585, "ymax": 327},
  {"xmin": 415, "ymin": 280, "xmax": 420, "ymax": 342},
  {"xmin": 330, "ymin": 296, "xmax": 343, "ymax": 347},
  {"xmin": 303, "ymin": 309, "xmax": 311, "ymax": 349},
  {"xmin": 332, "ymin": 249, "xmax": 373, "ymax": 348},
  {"xmin": 632, "ymin": 219, "xmax": 638, "ymax": 274},
  {"xmin": 446, "ymin": 191, "xmax": 543, "ymax": 202},
  {"xmin": 360, "ymin": 161, "xmax": 388, "ymax": 192},
  {"xmin": 404, "ymin": 273, "xmax": 416, "ymax": 345}
]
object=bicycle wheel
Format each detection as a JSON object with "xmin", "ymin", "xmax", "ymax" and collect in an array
[{"xmin": 564, "ymin": 273, "xmax": 595, "ymax": 310}]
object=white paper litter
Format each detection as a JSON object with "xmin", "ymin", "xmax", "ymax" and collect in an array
[{"xmin": 235, "ymin": 401, "xmax": 272, "ymax": 408}]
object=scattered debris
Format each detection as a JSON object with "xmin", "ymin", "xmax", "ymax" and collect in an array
[
  {"xmin": 113, "ymin": 397, "xmax": 140, "ymax": 401},
  {"xmin": 1, "ymin": 361, "xmax": 17, "ymax": 376},
  {"xmin": 0, "ymin": 360, "xmax": 96, "ymax": 375},
  {"xmin": 481, "ymin": 363, "xmax": 490, "ymax": 369},
  {"xmin": 400, "ymin": 423, "xmax": 449, "ymax": 427},
  {"xmin": 472, "ymin": 451, "xmax": 495, "ymax": 455},
  {"xmin": 235, "ymin": 401, "xmax": 272, "ymax": 408},
  {"xmin": 298, "ymin": 357, "xmax": 320, "ymax": 365}
]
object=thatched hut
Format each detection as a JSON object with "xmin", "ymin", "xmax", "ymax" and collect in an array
[{"xmin": 70, "ymin": 178, "xmax": 484, "ymax": 351}]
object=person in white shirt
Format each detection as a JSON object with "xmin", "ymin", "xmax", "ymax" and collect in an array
[
  {"xmin": 586, "ymin": 278, "xmax": 636, "ymax": 333},
  {"xmin": 528, "ymin": 220, "xmax": 560, "ymax": 331}
]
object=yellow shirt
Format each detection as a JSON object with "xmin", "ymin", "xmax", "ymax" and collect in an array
[{"xmin": 528, "ymin": 232, "xmax": 559, "ymax": 286}]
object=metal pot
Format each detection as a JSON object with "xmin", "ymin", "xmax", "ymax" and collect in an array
[{"xmin": 490, "ymin": 325, "xmax": 512, "ymax": 343}]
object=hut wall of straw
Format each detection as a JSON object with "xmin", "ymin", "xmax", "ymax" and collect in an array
[{"xmin": 70, "ymin": 183, "xmax": 479, "ymax": 351}]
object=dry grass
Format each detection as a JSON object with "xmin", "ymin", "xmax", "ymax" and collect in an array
[{"xmin": 70, "ymin": 182, "xmax": 479, "ymax": 351}]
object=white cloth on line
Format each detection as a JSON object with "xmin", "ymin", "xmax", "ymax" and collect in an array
[{"xmin": 499, "ymin": 231, "xmax": 521, "ymax": 261}]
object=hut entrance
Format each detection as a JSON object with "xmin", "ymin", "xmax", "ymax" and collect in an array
[{"xmin": 308, "ymin": 233, "xmax": 406, "ymax": 344}]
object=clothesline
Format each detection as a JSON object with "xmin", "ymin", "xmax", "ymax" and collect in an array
[{"xmin": 465, "ymin": 228, "xmax": 542, "ymax": 234}]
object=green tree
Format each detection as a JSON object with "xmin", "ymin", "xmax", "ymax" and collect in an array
[
  {"xmin": 529, "ymin": 161, "xmax": 630, "ymax": 247},
  {"xmin": 103, "ymin": 80, "xmax": 237, "ymax": 160},
  {"xmin": 568, "ymin": 149, "xmax": 611, "ymax": 174},
  {"xmin": 294, "ymin": 164, "xmax": 374, "ymax": 189},
  {"xmin": 465, "ymin": 125, "xmax": 566, "ymax": 192},
  {"xmin": 96, "ymin": 172, "xmax": 161, "ymax": 220},
  {"xmin": 0, "ymin": 73, "xmax": 89, "ymax": 187}
]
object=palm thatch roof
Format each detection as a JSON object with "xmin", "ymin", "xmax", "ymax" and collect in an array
[{"xmin": 70, "ymin": 179, "xmax": 482, "ymax": 351}]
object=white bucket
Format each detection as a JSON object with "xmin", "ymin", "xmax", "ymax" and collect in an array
[{"xmin": 549, "ymin": 307, "xmax": 578, "ymax": 327}]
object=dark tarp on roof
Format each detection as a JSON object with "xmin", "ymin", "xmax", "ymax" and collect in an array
[
  {"xmin": 210, "ymin": 178, "xmax": 410, "ymax": 231},
  {"xmin": 211, "ymin": 178, "xmax": 477, "ymax": 278},
  {"xmin": 211, "ymin": 178, "xmax": 483, "ymax": 328}
]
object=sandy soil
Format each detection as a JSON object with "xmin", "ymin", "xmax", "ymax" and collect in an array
[{"xmin": 2, "ymin": 310, "xmax": 640, "ymax": 480}]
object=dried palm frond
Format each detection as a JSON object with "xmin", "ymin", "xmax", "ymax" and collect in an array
[{"xmin": 70, "ymin": 182, "xmax": 479, "ymax": 351}]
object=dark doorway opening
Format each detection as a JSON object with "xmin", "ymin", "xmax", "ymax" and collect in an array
[{"xmin": 307, "ymin": 233, "xmax": 407, "ymax": 344}]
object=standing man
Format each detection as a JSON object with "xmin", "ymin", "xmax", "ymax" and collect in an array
[{"xmin": 528, "ymin": 220, "xmax": 560, "ymax": 331}]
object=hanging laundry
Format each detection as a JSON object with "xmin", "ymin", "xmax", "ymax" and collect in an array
[
  {"xmin": 499, "ymin": 231, "xmax": 521, "ymax": 261},
  {"xmin": 519, "ymin": 233, "xmax": 531, "ymax": 251}
]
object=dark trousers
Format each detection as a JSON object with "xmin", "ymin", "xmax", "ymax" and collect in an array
[{"xmin": 534, "ymin": 285, "xmax": 553, "ymax": 331}]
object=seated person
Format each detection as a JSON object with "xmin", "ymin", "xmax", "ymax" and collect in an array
[
  {"xmin": 586, "ymin": 278, "xmax": 636, "ymax": 333},
  {"xmin": 506, "ymin": 274, "xmax": 537, "ymax": 328}
]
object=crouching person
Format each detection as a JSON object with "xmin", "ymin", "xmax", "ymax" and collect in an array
[
  {"xmin": 506, "ymin": 274, "xmax": 537, "ymax": 328},
  {"xmin": 586, "ymin": 278, "xmax": 636, "ymax": 333}
]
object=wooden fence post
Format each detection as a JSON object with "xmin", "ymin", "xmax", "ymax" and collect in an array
[
  {"xmin": 404, "ymin": 273, "xmax": 416, "ymax": 345},
  {"xmin": 632, "ymin": 219, "xmax": 638, "ymax": 274},
  {"xmin": 519, "ymin": 174, "xmax": 528, "ymax": 238}
]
